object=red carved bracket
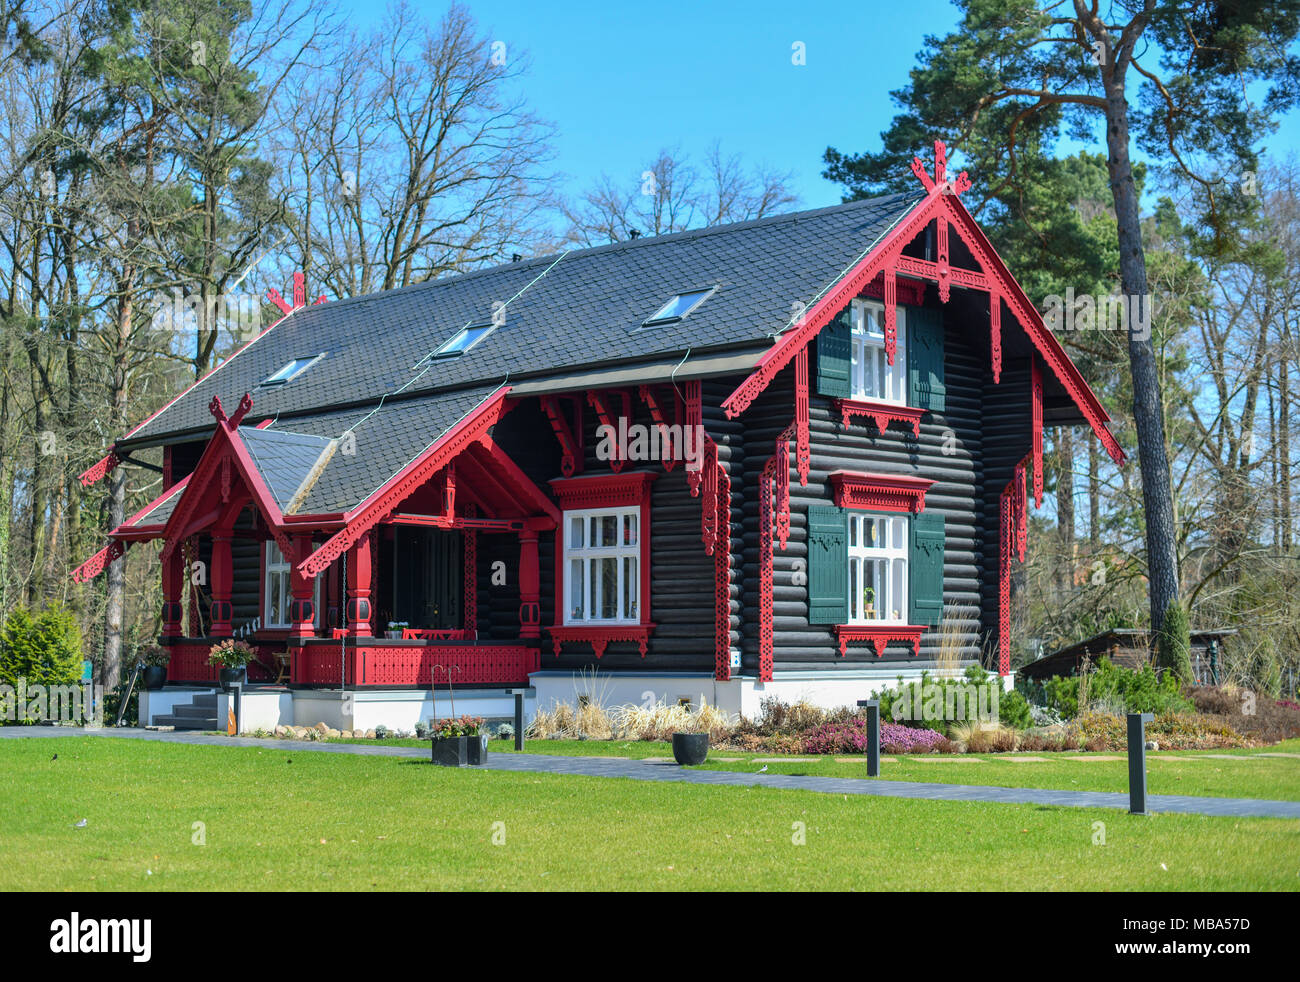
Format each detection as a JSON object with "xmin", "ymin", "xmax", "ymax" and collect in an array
[
  {"xmin": 684, "ymin": 380, "xmax": 703, "ymax": 496},
  {"xmin": 78, "ymin": 451, "xmax": 121, "ymax": 488},
  {"xmin": 637, "ymin": 385, "xmax": 678, "ymax": 472},
  {"xmin": 829, "ymin": 471, "xmax": 934, "ymax": 513},
  {"xmin": 587, "ymin": 389, "xmax": 631, "ymax": 474},
  {"xmin": 834, "ymin": 397, "xmax": 924, "ymax": 437},
  {"xmin": 1031, "ymin": 356, "xmax": 1044, "ymax": 507},
  {"xmin": 546, "ymin": 624, "xmax": 655, "ymax": 659},
  {"xmin": 860, "ymin": 272, "xmax": 927, "ymax": 307},
  {"xmin": 834, "ymin": 624, "xmax": 925, "ymax": 658},
  {"xmin": 71, "ymin": 540, "xmax": 128, "ymax": 583}
]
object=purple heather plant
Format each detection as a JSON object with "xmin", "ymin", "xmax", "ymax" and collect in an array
[{"xmin": 801, "ymin": 719, "xmax": 947, "ymax": 755}]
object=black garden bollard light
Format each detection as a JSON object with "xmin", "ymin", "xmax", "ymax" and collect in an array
[
  {"xmin": 1127, "ymin": 712, "xmax": 1155, "ymax": 814},
  {"xmin": 857, "ymin": 699, "xmax": 880, "ymax": 777},
  {"xmin": 511, "ymin": 689, "xmax": 526, "ymax": 751}
]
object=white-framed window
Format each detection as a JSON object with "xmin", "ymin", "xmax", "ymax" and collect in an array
[
  {"xmin": 562, "ymin": 507, "xmax": 640, "ymax": 624},
  {"xmin": 847, "ymin": 514, "xmax": 908, "ymax": 623},
  {"xmin": 850, "ymin": 299, "xmax": 907, "ymax": 404},
  {"xmin": 263, "ymin": 540, "xmax": 321, "ymax": 629}
]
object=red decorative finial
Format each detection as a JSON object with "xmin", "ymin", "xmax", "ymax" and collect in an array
[
  {"xmin": 268, "ymin": 271, "xmax": 328, "ymax": 315},
  {"xmin": 911, "ymin": 140, "xmax": 970, "ymax": 197},
  {"xmin": 229, "ymin": 392, "xmax": 254, "ymax": 427},
  {"xmin": 209, "ymin": 395, "xmax": 227, "ymax": 422}
]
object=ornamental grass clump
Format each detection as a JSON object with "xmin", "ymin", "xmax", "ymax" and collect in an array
[{"xmin": 614, "ymin": 699, "xmax": 733, "ymax": 742}]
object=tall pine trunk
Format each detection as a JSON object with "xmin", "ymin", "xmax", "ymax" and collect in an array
[{"xmin": 1101, "ymin": 72, "xmax": 1180, "ymax": 631}]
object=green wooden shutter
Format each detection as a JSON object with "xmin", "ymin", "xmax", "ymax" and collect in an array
[
  {"xmin": 906, "ymin": 306, "xmax": 946, "ymax": 412},
  {"xmin": 909, "ymin": 511, "xmax": 945, "ymax": 626},
  {"xmin": 815, "ymin": 306, "xmax": 852, "ymax": 398},
  {"xmin": 807, "ymin": 505, "xmax": 848, "ymax": 624}
]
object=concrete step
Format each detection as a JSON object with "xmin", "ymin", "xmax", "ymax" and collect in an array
[
  {"xmin": 172, "ymin": 704, "xmax": 217, "ymax": 718},
  {"xmin": 190, "ymin": 693, "xmax": 218, "ymax": 708},
  {"xmin": 153, "ymin": 714, "xmax": 219, "ymax": 730}
]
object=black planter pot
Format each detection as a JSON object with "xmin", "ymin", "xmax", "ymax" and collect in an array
[
  {"xmin": 672, "ymin": 732, "xmax": 710, "ymax": 766},
  {"xmin": 467, "ymin": 733, "xmax": 489, "ymax": 765},
  {"xmin": 218, "ymin": 667, "xmax": 246, "ymax": 691},
  {"xmin": 141, "ymin": 666, "xmax": 168, "ymax": 690},
  {"xmin": 431, "ymin": 735, "xmax": 470, "ymax": 767}
]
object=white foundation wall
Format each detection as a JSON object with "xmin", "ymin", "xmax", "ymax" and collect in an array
[{"xmin": 530, "ymin": 664, "xmax": 1010, "ymax": 721}]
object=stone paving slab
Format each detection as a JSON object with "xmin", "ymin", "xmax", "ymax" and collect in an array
[{"xmin": 5, "ymin": 727, "xmax": 1300, "ymax": 819}]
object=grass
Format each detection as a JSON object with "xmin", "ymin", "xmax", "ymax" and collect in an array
[
  {"xmin": 2, "ymin": 735, "xmax": 1298, "ymax": 890},
  {"xmin": 328, "ymin": 735, "xmax": 1300, "ymax": 801}
]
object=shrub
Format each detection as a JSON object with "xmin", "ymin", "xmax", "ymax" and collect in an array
[
  {"xmin": 374, "ymin": 724, "xmax": 390, "ymax": 739},
  {"xmin": 876, "ymin": 666, "xmax": 1033, "ymax": 733},
  {"xmin": 0, "ymin": 604, "xmax": 83, "ymax": 724},
  {"xmin": 139, "ymin": 645, "xmax": 171, "ymax": 668},
  {"xmin": 1040, "ymin": 657, "xmax": 1192, "ymax": 718}
]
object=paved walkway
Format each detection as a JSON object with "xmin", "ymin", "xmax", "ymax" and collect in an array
[{"xmin": 5, "ymin": 726, "xmax": 1299, "ymax": 820}]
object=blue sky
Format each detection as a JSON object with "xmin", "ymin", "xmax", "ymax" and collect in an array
[{"xmin": 346, "ymin": 0, "xmax": 1300, "ymax": 211}]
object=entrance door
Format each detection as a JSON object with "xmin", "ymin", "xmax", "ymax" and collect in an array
[{"xmin": 392, "ymin": 528, "xmax": 462, "ymax": 629}]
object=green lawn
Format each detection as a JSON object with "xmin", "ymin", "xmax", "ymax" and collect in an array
[
  {"xmin": 2, "ymin": 736, "xmax": 1297, "ymax": 890},
  {"xmin": 332, "ymin": 735, "xmax": 1300, "ymax": 802}
]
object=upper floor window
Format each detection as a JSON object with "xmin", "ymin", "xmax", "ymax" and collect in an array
[
  {"xmin": 847, "ymin": 513, "xmax": 908, "ymax": 623},
  {"xmin": 851, "ymin": 299, "xmax": 907, "ymax": 404}
]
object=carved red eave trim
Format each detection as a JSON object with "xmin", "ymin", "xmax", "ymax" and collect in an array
[
  {"xmin": 833, "ymin": 397, "xmax": 925, "ymax": 437},
  {"xmin": 833, "ymin": 624, "xmax": 926, "ymax": 658},
  {"xmin": 299, "ymin": 386, "xmax": 514, "ymax": 576},
  {"xmin": 545, "ymin": 624, "xmax": 656, "ymax": 659},
  {"xmin": 830, "ymin": 471, "xmax": 935, "ymax": 513},
  {"xmin": 71, "ymin": 540, "xmax": 129, "ymax": 583}
]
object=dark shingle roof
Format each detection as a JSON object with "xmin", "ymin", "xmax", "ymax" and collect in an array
[{"xmin": 122, "ymin": 193, "xmax": 921, "ymax": 447}]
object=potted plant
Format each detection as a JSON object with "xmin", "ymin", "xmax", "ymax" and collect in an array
[
  {"xmin": 209, "ymin": 638, "xmax": 255, "ymax": 690},
  {"xmin": 429, "ymin": 714, "xmax": 487, "ymax": 767},
  {"xmin": 385, "ymin": 620, "xmax": 409, "ymax": 640},
  {"xmin": 672, "ymin": 729, "xmax": 710, "ymax": 766},
  {"xmin": 140, "ymin": 645, "xmax": 171, "ymax": 690},
  {"xmin": 862, "ymin": 586, "xmax": 876, "ymax": 619}
]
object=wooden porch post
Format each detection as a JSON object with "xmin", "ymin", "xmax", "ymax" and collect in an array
[
  {"xmin": 346, "ymin": 532, "xmax": 373, "ymax": 637},
  {"xmin": 162, "ymin": 546, "xmax": 184, "ymax": 638},
  {"xmin": 209, "ymin": 531, "xmax": 234, "ymax": 636},
  {"xmin": 518, "ymin": 528, "xmax": 540, "ymax": 639},
  {"xmin": 289, "ymin": 533, "xmax": 316, "ymax": 640}
]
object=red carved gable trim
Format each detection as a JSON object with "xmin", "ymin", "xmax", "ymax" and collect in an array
[{"xmin": 829, "ymin": 471, "xmax": 934, "ymax": 513}]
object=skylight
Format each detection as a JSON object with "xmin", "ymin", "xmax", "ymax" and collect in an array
[
  {"xmin": 643, "ymin": 288, "xmax": 713, "ymax": 326},
  {"xmin": 434, "ymin": 322, "xmax": 495, "ymax": 358},
  {"xmin": 261, "ymin": 354, "xmax": 324, "ymax": 386}
]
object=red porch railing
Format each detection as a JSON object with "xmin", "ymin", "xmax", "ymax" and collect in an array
[
  {"xmin": 294, "ymin": 642, "xmax": 539, "ymax": 686},
  {"xmin": 166, "ymin": 641, "xmax": 282, "ymax": 683}
]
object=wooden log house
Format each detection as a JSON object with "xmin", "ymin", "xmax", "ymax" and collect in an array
[{"xmin": 73, "ymin": 144, "xmax": 1123, "ymax": 729}]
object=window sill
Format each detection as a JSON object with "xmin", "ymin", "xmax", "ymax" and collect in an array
[
  {"xmin": 833, "ymin": 623, "xmax": 926, "ymax": 658},
  {"xmin": 833, "ymin": 397, "xmax": 923, "ymax": 437},
  {"xmin": 546, "ymin": 623, "xmax": 656, "ymax": 658}
]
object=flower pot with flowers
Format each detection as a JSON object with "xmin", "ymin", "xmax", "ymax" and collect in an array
[
  {"xmin": 209, "ymin": 638, "xmax": 255, "ymax": 690},
  {"xmin": 429, "ymin": 714, "xmax": 487, "ymax": 767},
  {"xmin": 385, "ymin": 621, "xmax": 409, "ymax": 640},
  {"xmin": 139, "ymin": 645, "xmax": 172, "ymax": 690}
]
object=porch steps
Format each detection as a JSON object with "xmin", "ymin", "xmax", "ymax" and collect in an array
[{"xmin": 153, "ymin": 692, "xmax": 220, "ymax": 731}]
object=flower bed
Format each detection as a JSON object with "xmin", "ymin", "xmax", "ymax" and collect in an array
[{"xmin": 803, "ymin": 719, "xmax": 948, "ymax": 755}]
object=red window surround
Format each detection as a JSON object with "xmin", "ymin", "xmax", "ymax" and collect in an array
[
  {"xmin": 829, "ymin": 471, "xmax": 935, "ymax": 513},
  {"xmin": 546, "ymin": 471, "xmax": 656, "ymax": 658},
  {"xmin": 829, "ymin": 471, "xmax": 933, "ymax": 658}
]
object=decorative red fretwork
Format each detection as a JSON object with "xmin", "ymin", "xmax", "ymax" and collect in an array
[
  {"xmin": 638, "ymin": 385, "xmax": 678, "ymax": 472},
  {"xmin": 775, "ymin": 438, "xmax": 791, "ymax": 550},
  {"xmin": 685, "ymin": 381, "xmax": 703, "ymax": 496},
  {"xmin": 997, "ymin": 455, "xmax": 1032, "ymax": 676},
  {"xmin": 794, "ymin": 347, "xmax": 810, "ymax": 484},
  {"xmin": 586, "ymin": 389, "xmax": 630, "ymax": 474},
  {"xmin": 71, "ymin": 540, "xmax": 128, "ymax": 583},
  {"xmin": 1031, "ymin": 356, "xmax": 1044, "ymax": 507},
  {"xmin": 990, "ymin": 287, "xmax": 1002, "ymax": 383},
  {"xmin": 713, "ymin": 461, "xmax": 732, "ymax": 681},
  {"xmin": 757, "ymin": 421, "xmax": 797, "ymax": 682},
  {"xmin": 78, "ymin": 451, "xmax": 121, "ymax": 488},
  {"xmin": 267, "ymin": 271, "xmax": 327, "ymax": 315},
  {"xmin": 833, "ymin": 624, "xmax": 925, "ymax": 658},
  {"xmin": 546, "ymin": 625, "xmax": 655, "ymax": 659},
  {"xmin": 701, "ymin": 437, "xmax": 718, "ymax": 554},
  {"xmin": 833, "ymin": 397, "xmax": 925, "ymax": 437},
  {"xmin": 829, "ymin": 472, "xmax": 934, "ymax": 513},
  {"xmin": 549, "ymin": 471, "xmax": 655, "ymax": 510},
  {"xmin": 462, "ymin": 503, "xmax": 477, "ymax": 637},
  {"xmin": 294, "ymin": 643, "xmax": 538, "ymax": 686}
]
